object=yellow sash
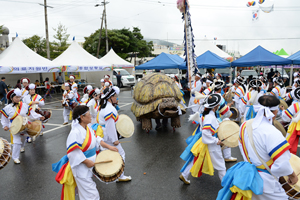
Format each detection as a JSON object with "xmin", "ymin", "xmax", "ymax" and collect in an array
[{"xmin": 190, "ymin": 138, "xmax": 214, "ymax": 177}]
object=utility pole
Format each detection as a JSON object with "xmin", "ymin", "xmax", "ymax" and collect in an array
[
  {"xmin": 103, "ymin": 0, "xmax": 109, "ymax": 53},
  {"xmin": 95, "ymin": 1, "xmax": 109, "ymax": 56},
  {"xmin": 43, "ymin": 0, "xmax": 51, "ymax": 59},
  {"xmin": 96, "ymin": 11, "xmax": 105, "ymax": 58}
]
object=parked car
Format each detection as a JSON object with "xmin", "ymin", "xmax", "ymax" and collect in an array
[
  {"xmin": 112, "ymin": 69, "xmax": 135, "ymax": 87},
  {"xmin": 240, "ymin": 70, "xmax": 258, "ymax": 79}
]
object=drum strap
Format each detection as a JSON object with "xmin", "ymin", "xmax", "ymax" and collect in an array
[{"xmin": 246, "ymin": 119, "xmax": 278, "ymax": 181}]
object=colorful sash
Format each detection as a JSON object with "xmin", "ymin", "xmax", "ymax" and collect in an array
[
  {"xmin": 22, "ymin": 89, "xmax": 27, "ymax": 96},
  {"xmin": 52, "ymin": 126, "xmax": 95, "ymax": 200},
  {"xmin": 28, "ymin": 94, "xmax": 44, "ymax": 106}
]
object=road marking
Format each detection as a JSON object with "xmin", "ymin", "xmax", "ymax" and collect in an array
[
  {"xmin": 44, "ymin": 124, "xmax": 71, "ymax": 134},
  {"xmin": 42, "ymin": 108, "xmax": 63, "ymax": 110},
  {"xmin": 44, "ymin": 123, "xmax": 64, "ymax": 127},
  {"xmin": 119, "ymin": 103, "xmax": 132, "ymax": 108}
]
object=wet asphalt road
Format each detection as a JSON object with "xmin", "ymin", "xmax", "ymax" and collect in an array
[{"xmin": 0, "ymin": 88, "xmax": 243, "ymax": 200}]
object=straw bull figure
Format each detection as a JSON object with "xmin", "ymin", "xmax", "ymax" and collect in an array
[{"xmin": 131, "ymin": 73, "xmax": 186, "ymax": 131}]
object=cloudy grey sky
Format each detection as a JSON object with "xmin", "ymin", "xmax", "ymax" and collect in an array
[{"xmin": 1, "ymin": 0, "xmax": 300, "ymax": 55}]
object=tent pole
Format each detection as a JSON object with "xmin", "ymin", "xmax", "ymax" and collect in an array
[{"xmin": 290, "ymin": 65, "xmax": 293, "ymax": 86}]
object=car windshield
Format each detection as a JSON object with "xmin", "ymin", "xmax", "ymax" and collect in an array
[
  {"xmin": 214, "ymin": 68, "xmax": 230, "ymax": 74},
  {"xmin": 241, "ymin": 71, "xmax": 257, "ymax": 76},
  {"xmin": 117, "ymin": 70, "xmax": 130, "ymax": 76},
  {"xmin": 164, "ymin": 69, "xmax": 178, "ymax": 74}
]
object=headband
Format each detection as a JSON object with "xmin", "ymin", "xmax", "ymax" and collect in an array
[
  {"xmin": 71, "ymin": 110, "xmax": 89, "ymax": 127},
  {"xmin": 196, "ymin": 74, "xmax": 201, "ymax": 78},
  {"xmin": 100, "ymin": 79, "xmax": 105, "ymax": 83},
  {"xmin": 252, "ymin": 104, "xmax": 278, "ymax": 129}
]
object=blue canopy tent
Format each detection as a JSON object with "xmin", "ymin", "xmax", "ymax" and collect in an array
[
  {"xmin": 288, "ymin": 50, "xmax": 300, "ymax": 65},
  {"xmin": 231, "ymin": 45, "xmax": 292, "ymax": 84},
  {"xmin": 135, "ymin": 52, "xmax": 184, "ymax": 70},
  {"xmin": 231, "ymin": 45, "xmax": 292, "ymax": 67},
  {"xmin": 196, "ymin": 50, "xmax": 231, "ymax": 69}
]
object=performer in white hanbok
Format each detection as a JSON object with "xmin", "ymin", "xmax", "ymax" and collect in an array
[
  {"xmin": 217, "ymin": 95, "xmax": 298, "ymax": 200},
  {"xmin": 81, "ymin": 85, "xmax": 93, "ymax": 104},
  {"xmin": 170, "ymin": 75, "xmax": 186, "ymax": 108},
  {"xmin": 239, "ymin": 79, "xmax": 263, "ymax": 121},
  {"xmin": 179, "ymin": 93, "xmax": 226, "ymax": 185},
  {"xmin": 233, "ymin": 76, "xmax": 246, "ymax": 120},
  {"xmin": 20, "ymin": 77, "xmax": 30, "ymax": 100},
  {"xmin": 270, "ymin": 77, "xmax": 284, "ymax": 100},
  {"xmin": 52, "ymin": 105, "xmax": 118, "ymax": 200},
  {"xmin": 86, "ymin": 88, "xmax": 101, "ymax": 124},
  {"xmin": 259, "ymin": 76, "xmax": 268, "ymax": 94},
  {"xmin": 0, "ymin": 89, "xmax": 44, "ymax": 164},
  {"xmin": 285, "ymin": 79, "xmax": 300, "ymax": 103},
  {"xmin": 69, "ymin": 75, "xmax": 80, "ymax": 102},
  {"xmin": 62, "ymin": 83, "xmax": 76, "ymax": 125},
  {"xmin": 188, "ymin": 73, "xmax": 202, "ymax": 113},
  {"xmin": 97, "ymin": 86, "xmax": 132, "ymax": 182},
  {"xmin": 23, "ymin": 83, "xmax": 45, "ymax": 136},
  {"xmin": 281, "ymin": 87, "xmax": 300, "ymax": 155},
  {"xmin": 104, "ymin": 74, "xmax": 113, "ymax": 86},
  {"xmin": 292, "ymin": 72, "xmax": 300, "ymax": 90}
]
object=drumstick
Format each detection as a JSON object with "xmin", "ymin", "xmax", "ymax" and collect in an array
[
  {"xmin": 94, "ymin": 160, "xmax": 113, "ymax": 164},
  {"xmin": 220, "ymin": 131, "xmax": 239, "ymax": 142},
  {"xmin": 120, "ymin": 141, "xmax": 131, "ymax": 144}
]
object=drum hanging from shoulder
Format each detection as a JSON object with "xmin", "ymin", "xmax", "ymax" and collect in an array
[
  {"xmin": 0, "ymin": 137, "xmax": 11, "ymax": 170},
  {"xmin": 229, "ymin": 107, "xmax": 238, "ymax": 119},
  {"xmin": 273, "ymin": 120, "xmax": 287, "ymax": 137},
  {"xmin": 116, "ymin": 114, "xmax": 134, "ymax": 138},
  {"xmin": 218, "ymin": 120, "xmax": 240, "ymax": 148},
  {"xmin": 10, "ymin": 115, "xmax": 42, "ymax": 137},
  {"xmin": 93, "ymin": 150, "xmax": 124, "ymax": 183},
  {"xmin": 279, "ymin": 154, "xmax": 300, "ymax": 199},
  {"xmin": 70, "ymin": 102, "xmax": 78, "ymax": 110},
  {"xmin": 280, "ymin": 99, "xmax": 288, "ymax": 110}
]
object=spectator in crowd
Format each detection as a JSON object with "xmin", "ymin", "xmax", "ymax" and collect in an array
[
  {"xmin": 44, "ymin": 77, "xmax": 52, "ymax": 98},
  {"xmin": 267, "ymin": 68, "xmax": 275, "ymax": 82},
  {"xmin": 116, "ymin": 71, "xmax": 122, "ymax": 88},
  {"xmin": 0, "ymin": 77, "xmax": 8, "ymax": 105},
  {"xmin": 15, "ymin": 79, "xmax": 21, "ymax": 90},
  {"xmin": 56, "ymin": 72, "xmax": 64, "ymax": 92}
]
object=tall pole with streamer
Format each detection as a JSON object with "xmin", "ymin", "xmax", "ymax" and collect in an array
[{"xmin": 177, "ymin": 0, "xmax": 198, "ymax": 92}]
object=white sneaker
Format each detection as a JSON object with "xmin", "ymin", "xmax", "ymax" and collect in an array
[
  {"xmin": 179, "ymin": 174, "xmax": 190, "ymax": 185},
  {"xmin": 225, "ymin": 157, "xmax": 237, "ymax": 162},
  {"xmin": 117, "ymin": 175, "xmax": 132, "ymax": 182},
  {"xmin": 40, "ymin": 132, "xmax": 44, "ymax": 136},
  {"xmin": 27, "ymin": 137, "xmax": 32, "ymax": 143},
  {"xmin": 20, "ymin": 147, "xmax": 25, "ymax": 153},
  {"xmin": 14, "ymin": 159, "xmax": 21, "ymax": 164}
]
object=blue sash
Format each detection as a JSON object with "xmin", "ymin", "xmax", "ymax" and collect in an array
[
  {"xmin": 52, "ymin": 147, "xmax": 96, "ymax": 173},
  {"xmin": 245, "ymin": 105, "xmax": 257, "ymax": 120}
]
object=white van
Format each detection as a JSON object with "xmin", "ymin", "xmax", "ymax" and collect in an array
[{"xmin": 112, "ymin": 69, "xmax": 136, "ymax": 87}]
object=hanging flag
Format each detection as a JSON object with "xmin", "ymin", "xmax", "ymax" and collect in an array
[
  {"xmin": 252, "ymin": 9, "xmax": 260, "ymax": 22},
  {"xmin": 177, "ymin": 0, "xmax": 198, "ymax": 86}
]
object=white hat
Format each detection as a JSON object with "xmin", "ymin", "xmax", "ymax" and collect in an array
[
  {"xmin": 95, "ymin": 88, "xmax": 101, "ymax": 95},
  {"xmin": 28, "ymin": 83, "xmax": 36, "ymax": 90},
  {"xmin": 112, "ymin": 86, "xmax": 120, "ymax": 95},
  {"xmin": 64, "ymin": 83, "xmax": 70, "ymax": 87},
  {"xmin": 22, "ymin": 79, "xmax": 28, "ymax": 83},
  {"xmin": 104, "ymin": 82, "xmax": 110, "ymax": 87},
  {"xmin": 87, "ymin": 85, "xmax": 93, "ymax": 91},
  {"xmin": 170, "ymin": 74, "xmax": 175, "ymax": 78},
  {"xmin": 100, "ymin": 79, "xmax": 105, "ymax": 83},
  {"xmin": 69, "ymin": 75, "xmax": 75, "ymax": 79},
  {"xmin": 104, "ymin": 75, "xmax": 110, "ymax": 79},
  {"xmin": 14, "ymin": 88, "xmax": 22, "ymax": 96}
]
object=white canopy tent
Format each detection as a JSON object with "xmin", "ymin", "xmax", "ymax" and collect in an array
[
  {"xmin": 51, "ymin": 40, "xmax": 111, "ymax": 72},
  {"xmin": 194, "ymin": 39, "xmax": 233, "ymax": 61},
  {"xmin": 0, "ymin": 37, "xmax": 58, "ymax": 74},
  {"xmin": 99, "ymin": 48, "xmax": 134, "ymax": 68}
]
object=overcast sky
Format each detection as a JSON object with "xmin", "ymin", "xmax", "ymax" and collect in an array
[{"xmin": 1, "ymin": 0, "xmax": 300, "ymax": 55}]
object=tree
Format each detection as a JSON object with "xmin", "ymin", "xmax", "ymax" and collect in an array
[
  {"xmin": 83, "ymin": 27, "xmax": 153, "ymax": 60},
  {"xmin": 51, "ymin": 23, "xmax": 70, "ymax": 59},
  {"xmin": 23, "ymin": 35, "xmax": 47, "ymax": 58},
  {"xmin": 0, "ymin": 25, "xmax": 3, "ymax": 35}
]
